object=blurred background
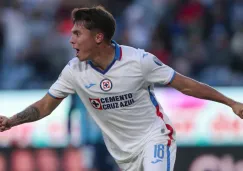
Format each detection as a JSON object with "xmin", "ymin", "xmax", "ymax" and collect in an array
[{"xmin": 1, "ymin": 0, "xmax": 243, "ymax": 170}]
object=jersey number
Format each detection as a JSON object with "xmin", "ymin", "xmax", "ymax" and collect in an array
[{"xmin": 154, "ymin": 144, "xmax": 164, "ymax": 159}]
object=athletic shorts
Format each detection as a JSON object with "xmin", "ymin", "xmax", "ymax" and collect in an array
[{"xmin": 117, "ymin": 140, "xmax": 177, "ymax": 171}]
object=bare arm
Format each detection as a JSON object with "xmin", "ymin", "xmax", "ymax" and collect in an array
[
  {"xmin": 8, "ymin": 94, "xmax": 63, "ymax": 127},
  {"xmin": 169, "ymin": 72, "xmax": 236, "ymax": 107}
]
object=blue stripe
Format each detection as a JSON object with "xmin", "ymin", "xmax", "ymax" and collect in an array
[
  {"xmin": 88, "ymin": 58, "xmax": 116, "ymax": 74},
  {"xmin": 168, "ymin": 71, "xmax": 176, "ymax": 84},
  {"xmin": 88, "ymin": 40, "xmax": 120, "ymax": 75},
  {"xmin": 113, "ymin": 40, "xmax": 121, "ymax": 60},
  {"xmin": 148, "ymin": 86, "xmax": 158, "ymax": 107},
  {"xmin": 167, "ymin": 146, "xmax": 170, "ymax": 171},
  {"xmin": 48, "ymin": 91, "xmax": 62, "ymax": 99}
]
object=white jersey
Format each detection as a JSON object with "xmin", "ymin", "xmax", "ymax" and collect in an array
[{"xmin": 49, "ymin": 41, "xmax": 176, "ymax": 162}]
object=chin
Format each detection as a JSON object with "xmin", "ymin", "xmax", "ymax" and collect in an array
[{"xmin": 77, "ymin": 55, "xmax": 88, "ymax": 62}]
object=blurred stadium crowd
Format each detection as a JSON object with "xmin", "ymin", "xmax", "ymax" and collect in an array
[{"xmin": 1, "ymin": 0, "xmax": 243, "ymax": 89}]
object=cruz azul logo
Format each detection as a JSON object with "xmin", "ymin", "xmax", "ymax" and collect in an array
[
  {"xmin": 89, "ymin": 98, "xmax": 102, "ymax": 110},
  {"xmin": 89, "ymin": 93, "xmax": 135, "ymax": 110},
  {"xmin": 100, "ymin": 79, "xmax": 112, "ymax": 92}
]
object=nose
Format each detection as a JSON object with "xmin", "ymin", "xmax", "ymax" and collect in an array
[{"xmin": 69, "ymin": 36, "xmax": 75, "ymax": 45}]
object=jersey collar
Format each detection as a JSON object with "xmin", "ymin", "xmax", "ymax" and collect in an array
[{"xmin": 88, "ymin": 40, "xmax": 122, "ymax": 74}]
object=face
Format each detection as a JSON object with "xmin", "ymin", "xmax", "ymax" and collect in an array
[{"xmin": 70, "ymin": 22, "xmax": 103, "ymax": 61}]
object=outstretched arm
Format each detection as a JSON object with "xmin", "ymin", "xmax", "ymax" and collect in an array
[
  {"xmin": 0, "ymin": 94, "xmax": 63, "ymax": 131},
  {"xmin": 169, "ymin": 72, "xmax": 243, "ymax": 118}
]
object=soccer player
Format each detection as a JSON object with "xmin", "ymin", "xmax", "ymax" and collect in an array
[{"xmin": 1, "ymin": 6, "xmax": 243, "ymax": 171}]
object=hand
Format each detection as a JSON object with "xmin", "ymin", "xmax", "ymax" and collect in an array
[
  {"xmin": 231, "ymin": 102, "xmax": 243, "ymax": 119},
  {"xmin": 0, "ymin": 116, "xmax": 12, "ymax": 132}
]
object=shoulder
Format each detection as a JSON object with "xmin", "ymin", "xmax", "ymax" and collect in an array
[
  {"xmin": 120, "ymin": 45, "xmax": 146, "ymax": 62},
  {"xmin": 66, "ymin": 57, "xmax": 87, "ymax": 72},
  {"xmin": 120, "ymin": 45, "xmax": 158, "ymax": 68}
]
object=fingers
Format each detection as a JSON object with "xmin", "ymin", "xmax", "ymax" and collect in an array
[
  {"xmin": 237, "ymin": 110, "xmax": 243, "ymax": 119},
  {"xmin": 240, "ymin": 111, "xmax": 243, "ymax": 119},
  {"xmin": 0, "ymin": 117, "xmax": 3, "ymax": 124},
  {"xmin": 0, "ymin": 127, "xmax": 6, "ymax": 132},
  {"xmin": 0, "ymin": 124, "xmax": 5, "ymax": 131},
  {"xmin": 2, "ymin": 119, "xmax": 7, "ymax": 126},
  {"xmin": 0, "ymin": 125, "xmax": 10, "ymax": 132},
  {"xmin": 0, "ymin": 116, "xmax": 6, "ymax": 122},
  {"xmin": 0, "ymin": 119, "xmax": 5, "ymax": 127},
  {"xmin": 0, "ymin": 118, "xmax": 3, "ymax": 127},
  {"xmin": 0, "ymin": 117, "xmax": 10, "ymax": 132}
]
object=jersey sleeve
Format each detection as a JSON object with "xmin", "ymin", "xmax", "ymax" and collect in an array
[
  {"xmin": 48, "ymin": 64, "xmax": 75, "ymax": 99},
  {"xmin": 140, "ymin": 52, "xmax": 176, "ymax": 85}
]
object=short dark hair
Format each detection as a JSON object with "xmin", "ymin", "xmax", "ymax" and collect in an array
[{"xmin": 71, "ymin": 6, "xmax": 116, "ymax": 42}]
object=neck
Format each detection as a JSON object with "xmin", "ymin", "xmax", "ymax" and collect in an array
[{"xmin": 90, "ymin": 43, "xmax": 115, "ymax": 70}]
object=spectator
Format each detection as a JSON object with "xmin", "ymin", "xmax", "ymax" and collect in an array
[
  {"xmin": 36, "ymin": 149, "xmax": 60, "ymax": 171},
  {"xmin": 0, "ymin": 153, "xmax": 7, "ymax": 171},
  {"xmin": 10, "ymin": 149, "xmax": 35, "ymax": 171},
  {"xmin": 62, "ymin": 147, "xmax": 84, "ymax": 171}
]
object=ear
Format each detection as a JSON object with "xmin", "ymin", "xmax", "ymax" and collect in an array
[{"xmin": 95, "ymin": 33, "xmax": 104, "ymax": 44}]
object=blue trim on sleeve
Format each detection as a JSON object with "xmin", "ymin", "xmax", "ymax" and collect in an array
[
  {"xmin": 168, "ymin": 71, "xmax": 176, "ymax": 84},
  {"xmin": 48, "ymin": 91, "xmax": 64, "ymax": 99}
]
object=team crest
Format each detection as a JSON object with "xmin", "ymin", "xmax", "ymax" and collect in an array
[
  {"xmin": 153, "ymin": 56, "xmax": 163, "ymax": 66},
  {"xmin": 89, "ymin": 98, "xmax": 102, "ymax": 110},
  {"xmin": 100, "ymin": 79, "xmax": 112, "ymax": 92}
]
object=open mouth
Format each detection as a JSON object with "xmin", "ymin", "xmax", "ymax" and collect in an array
[{"xmin": 75, "ymin": 48, "xmax": 80, "ymax": 56}]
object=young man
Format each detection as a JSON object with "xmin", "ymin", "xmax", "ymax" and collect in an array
[{"xmin": 1, "ymin": 6, "xmax": 243, "ymax": 171}]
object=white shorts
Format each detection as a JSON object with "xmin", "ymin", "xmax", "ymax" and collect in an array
[{"xmin": 117, "ymin": 140, "xmax": 177, "ymax": 171}]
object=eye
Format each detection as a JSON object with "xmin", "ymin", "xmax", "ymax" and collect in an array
[{"xmin": 72, "ymin": 31, "xmax": 81, "ymax": 37}]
